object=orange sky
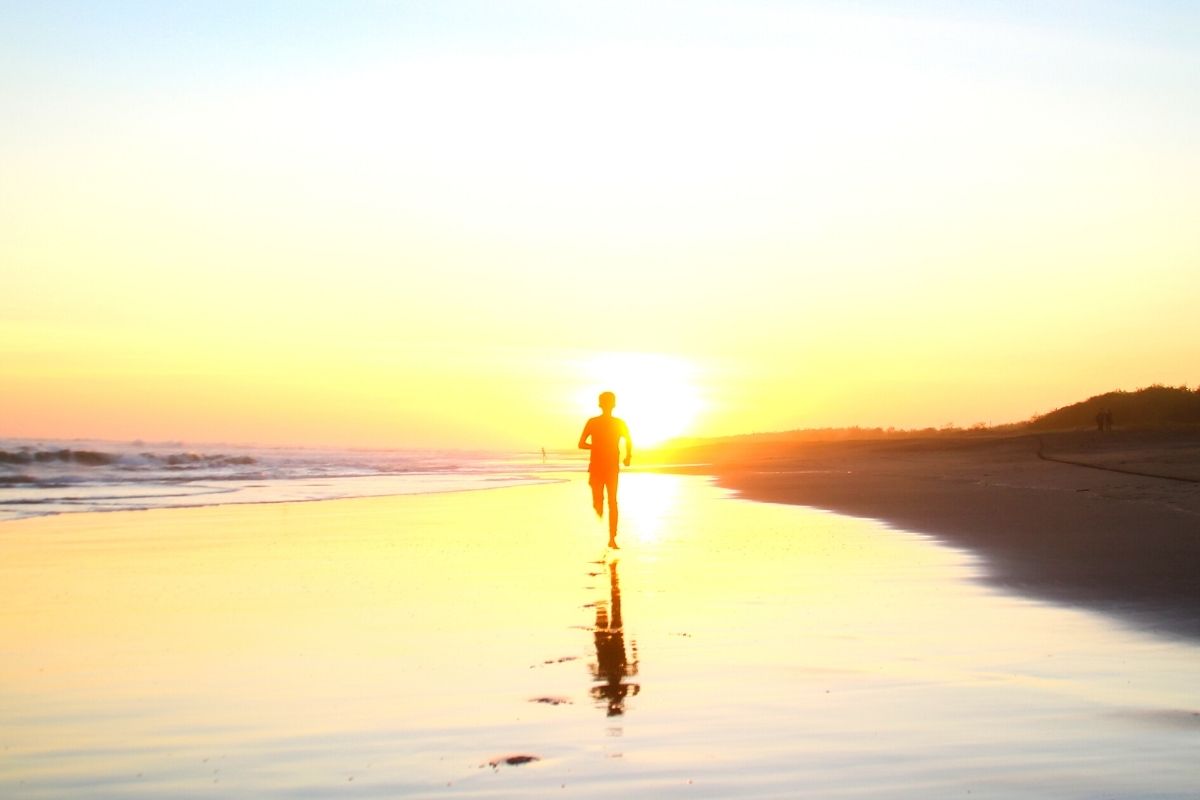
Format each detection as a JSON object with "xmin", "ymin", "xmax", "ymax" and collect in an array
[{"xmin": 3, "ymin": 3, "xmax": 1198, "ymax": 449}]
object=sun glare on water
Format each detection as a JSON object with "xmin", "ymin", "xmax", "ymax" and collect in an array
[{"xmin": 576, "ymin": 353, "xmax": 705, "ymax": 448}]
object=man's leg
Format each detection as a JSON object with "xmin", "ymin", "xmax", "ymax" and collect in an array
[
  {"xmin": 590, "ymin": 473, "xmax": 604, "ymax": 517},
  {"xmin": 606, "ymin": 473, "xmax": 619, "ymax": 545}
]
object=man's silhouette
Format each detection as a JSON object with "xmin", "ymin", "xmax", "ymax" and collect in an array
[{"xmin": 578, "ymin": 391, "xmax": 632, "ymax": 548}]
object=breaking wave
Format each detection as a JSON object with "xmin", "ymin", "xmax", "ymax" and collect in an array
[
  {"xmin": 0, "ymin": 447, "xmax": 257, "ymax": 470},
  {"xmin": 0, "ymin": 439, "xmax": 576, "ymax": 522}
]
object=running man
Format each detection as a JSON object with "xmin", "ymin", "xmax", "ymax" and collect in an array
[{"xmin": 578, "ymin": 391, "xmax": 632, "ymax": 548}]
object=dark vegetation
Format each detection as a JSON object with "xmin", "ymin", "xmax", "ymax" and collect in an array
[
  {"xmin": 652, "ymin": 384, "xmax": 1200, "ymax": 458},
  {"xmin": 1026, "ymin": 385, "xmax": 1200, "ymax": 430}
]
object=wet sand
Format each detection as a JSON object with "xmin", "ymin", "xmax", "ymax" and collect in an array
[
  {"xmin": 2, "ymin": 473, "xmax": 1198, "ymax": 798},
  {"xmin": 674, "ymin": 430, "xmax": 1200, "ymax": 640}
]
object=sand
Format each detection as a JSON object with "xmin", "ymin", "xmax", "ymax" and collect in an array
[
  {"xmin": 678, "ymin": 430, "xmax": 1200, "ymax": 640},
  {"xmin": 2, "ymin": 472, "xmax": 1198, "ymax": 798}
]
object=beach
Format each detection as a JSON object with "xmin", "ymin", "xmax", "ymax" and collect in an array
[
  {"xmin": 7, "ymin": 1, "xmax": 1200, "ymax": 796},
  {"xmin": 3, "ymin": 471, "xmax": 1198, "ymax": 798},
  {"xmin": 679, "ymin": 430, "xmax": 1200, "ymax": 641}
]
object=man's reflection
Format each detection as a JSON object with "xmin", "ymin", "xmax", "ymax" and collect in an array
[{"xmin": 590, "ymin": 559, "xmax": 639, "ymax": 716}]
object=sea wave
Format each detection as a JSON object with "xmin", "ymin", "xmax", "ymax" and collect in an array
[
  {"xmin": 1, "ymin": 448, "xmax": 122, "ymax": 466},
  {"xmin": 0, "ymin": 439, "xmax": 578, "ymax": 522},
  {"xmin": 0, "ymin": 447, "xmax": 258, "ymax": 471}
]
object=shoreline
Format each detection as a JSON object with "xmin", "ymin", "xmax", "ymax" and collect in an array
[
  {"xmin": 0, "ymin": 471, "xmax": 568, "ymax": 525},
  {"xmin": 662, "ymin": 430, "xmax": 1200, "ymax": 641},
  {"xmin": 5, "ymin": 472, "xmax": 1197, "ymax": 797},
  {"xmin": 9, "ymin": 430, "xmax": 1198, "ymax": 642}
]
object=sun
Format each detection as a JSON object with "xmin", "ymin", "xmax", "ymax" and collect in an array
[{"xmin": 575, "ymin": 352, "xmax": 704, "ymax": 448}]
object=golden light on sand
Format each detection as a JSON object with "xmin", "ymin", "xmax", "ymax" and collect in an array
[
  {"xmin": 575, "ymin": 353, "xmax": 705, "ymax": 448},
  {"xmin": 617, "ymin": 472, "xmax": 682, "ymax": 545}
]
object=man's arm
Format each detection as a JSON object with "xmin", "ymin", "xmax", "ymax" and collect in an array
[
  {"xmin": 622, "ymin": 420, "xmax": 632, "ymax": 466},
  {"xmin": 578, "ymin": 419, "xmax": 593, "ymax": 450}
]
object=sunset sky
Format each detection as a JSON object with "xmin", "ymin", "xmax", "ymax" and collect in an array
[{"xmin": 3, "ymin": 2, "xmax": 1198, "ymax": 449}]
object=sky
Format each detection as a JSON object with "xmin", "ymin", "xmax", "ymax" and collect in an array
[{"xmin": 3, "ymin": 1, "xmax": 1198, "ymax": 450}]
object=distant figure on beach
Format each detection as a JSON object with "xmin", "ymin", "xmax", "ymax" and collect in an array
[
  {"xmin": 578, "ymin": 391, "xmax": 632, "ymax": 549},
  {"xmin": 541, "ymin": 447, "xmax": 546, "ymax": 464},
  {"xmin": 1103, "ymin": 409, "xmax": 1114, "ymax": 432},
  {"xmin": 1096, "ymin": 410, "xmax": 1106, "ymax": 431}
]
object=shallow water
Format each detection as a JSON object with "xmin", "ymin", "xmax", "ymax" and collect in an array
[{"xmin": 1, "ymin": 473, "xmax": 1196, "ymax": 798}]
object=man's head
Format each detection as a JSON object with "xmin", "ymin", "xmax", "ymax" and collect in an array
[{"xmin": 598, "ymin": 391, "xmax": 616, "ymax": 412}]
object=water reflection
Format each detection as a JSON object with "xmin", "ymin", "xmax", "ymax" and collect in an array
[{"xmin": 589, "ymin": 559, "xmax": 639, "ymax": 716}]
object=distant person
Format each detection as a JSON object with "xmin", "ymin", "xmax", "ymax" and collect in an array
[
  {"xmin": 578, "ymin": 391, "xmax": 632, "ymax": 549},
  {"xmin": 1103, "ymin": 409, "xmax": 1114, "ymax": 432},
  {"xmin": 1096, "ymin": 410, "xmax": 1106, "ymax": 432}
]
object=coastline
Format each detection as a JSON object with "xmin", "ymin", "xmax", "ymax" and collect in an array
[
  {"xmin": 663, "ymin": 430, "xmax": 1200, "ymax": 641},
  {"xmin": 5, "ymin": 468, "xmax": 1199, "ymax": 797}
]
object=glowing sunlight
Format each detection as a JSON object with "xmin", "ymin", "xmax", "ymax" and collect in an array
[
  {"xmin": 617, "ymin": 472, "xmax": 683, "ymax": 545},
  {"xmin": 4, "ymin": 4, "xmax": 1199, "ymax": 797},
  {"xmin": 575, "ymin": 352, "xmax": 705, "ymax": 447}
]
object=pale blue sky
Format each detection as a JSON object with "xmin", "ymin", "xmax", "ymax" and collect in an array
[{"xmin": 4, "ymin": 2, "xmax": 1198, "ymax": 76}]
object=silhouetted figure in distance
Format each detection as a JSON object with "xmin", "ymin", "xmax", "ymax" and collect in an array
[
  {"xmin": 1096, "ymin": 410, "xmax": 1106, "ymax": 432},
  {"xmin": 578, "ymin": 391, "xmax": 632, "ymax": 549},
  {"xmin": 1103, "ymin": 409, "xmax": 1114, "ymax": 432}
]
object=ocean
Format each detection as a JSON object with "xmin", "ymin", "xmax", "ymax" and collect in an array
[{"xmin": 0, "ymin": 438, "xmax": 571, "ymax": 523}]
